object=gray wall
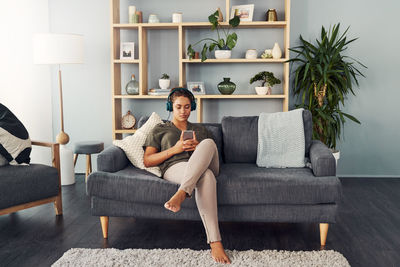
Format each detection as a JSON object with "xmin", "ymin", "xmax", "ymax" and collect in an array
[{"xmin": 49, "ymin": 0, "xmax": 400, "ymax": 177}]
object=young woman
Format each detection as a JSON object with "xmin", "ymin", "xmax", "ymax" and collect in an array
[{"xmin": 143, "ymin": 88, "xmax": 231, "ymax": 264}]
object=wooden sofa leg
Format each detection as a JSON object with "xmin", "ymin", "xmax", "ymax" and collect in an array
[
  {"xmin": 54, "ymin": 195, "xmax": 63, "ymax": 215},
  {"xmin": 320, "ymin": 223, "xmax": 329, "ymax": 249},
  {"xmin": 100, "ymin": 216, "xmax": 109, "ymax": 239}
]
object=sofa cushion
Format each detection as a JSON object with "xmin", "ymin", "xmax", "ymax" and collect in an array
[
  {"xmin": 221, "ymin": 110, "xmax": 313, "ymax": 163},
  {"xmin": 216, "ymin": 163, "xmax": 342, "ymax": 205},
  {"xmin": 87, "ymin": 162, "xmax": 341, "ymax": 208},
  {"xmin": 222, "ymin": 116, "xmax": 258, "ymax": 163},
  {"xmin": 87, "ymin": 166, "xmax": 199, "ymax": 208},
  {"xmin": 0, "ymin": 164, "xmax": 59, "ymax": 209}
]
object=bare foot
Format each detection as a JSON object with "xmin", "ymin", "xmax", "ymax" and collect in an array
[
  {"xmin": 164, "ymin": 189, "xmax": 187, "ymax": 212},
  {"xmin": 210, "ymin": 241, "xmax": 231, "ymax": 264}
]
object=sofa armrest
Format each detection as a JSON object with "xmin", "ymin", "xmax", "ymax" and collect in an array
[
  {"xmin": 309, "ymin": 140, "xmax": 336, "ymax": 177},
  {"xmin": 97, "ymin": 145, "xmax": 129, "ymax": 172}
]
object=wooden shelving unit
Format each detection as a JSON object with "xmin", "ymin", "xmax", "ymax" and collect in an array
[{"xmin": 110, "ymin": 0, "xmax": 291, "ymax": 140}]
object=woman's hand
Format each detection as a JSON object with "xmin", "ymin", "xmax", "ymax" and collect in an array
[
  {"xmin": 172, "ymin": 131, "xmax": 199, "ymax": 153},
  {"xmin": 182, "ymin": 131, "xmax": 199, "ymax": 151},
  {"xmin": 172, "ymin": 131, "xmax": 186, "ymax": 154}
]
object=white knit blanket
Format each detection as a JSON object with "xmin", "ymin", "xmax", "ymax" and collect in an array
[{"xmin": 256, "ymin": 109, "xmax": 305, "ymax": 168}]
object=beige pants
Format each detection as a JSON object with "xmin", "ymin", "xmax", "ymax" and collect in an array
[{"xmin": 163, "ymin": 138, "xmax": 221, "ymax": 243}]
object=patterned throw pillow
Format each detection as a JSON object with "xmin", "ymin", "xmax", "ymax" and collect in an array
[
  {"xmin": 113, "ymin": 112, "xmax": 163, "ymax": 177},
  {"xmin": 0, "ymin": 104, "xmax": 31, "ymax": 165}
]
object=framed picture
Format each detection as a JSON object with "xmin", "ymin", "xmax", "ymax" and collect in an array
[
  {"xmin": 230, "ymin": 4, "xmax": 254, "ymax": 22},
  {"xmin": 187, "ymin": 82, "xmax": 206, "ymax": 95},
  {"xmin": 120, "ymin": 42, "xmax": 135, "ymax": 60}
]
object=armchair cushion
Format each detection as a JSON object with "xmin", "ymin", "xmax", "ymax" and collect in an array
[
  {"xmin": 0, "ymin": 103, "xmax": 31, "ymax": 165},
  {"xmin": 0, "ymin": 164, "xmax": 59, "ymax": 209}
]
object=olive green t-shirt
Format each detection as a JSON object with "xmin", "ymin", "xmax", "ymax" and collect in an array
[{"xmin": 144, "ymin": 121, "xmax": 211, "ymax": 176}]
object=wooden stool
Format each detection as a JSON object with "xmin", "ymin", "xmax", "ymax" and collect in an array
[{"xmin": 73, "ymin": 141, "xmax": 104, "ymax": 182}]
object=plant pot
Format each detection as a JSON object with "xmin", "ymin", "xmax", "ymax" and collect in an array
[
  {"xmin": 159, "ymin": 79, "xmax": 170, "ymax": 89},
  {"xmin": 332, "ymin": 149, "xmax": 340, "ymax": 167},
  {"xmin": 255, "ymin": 86, "xmax": 271, "ymax": 95},
  {"xmin": 218, "ymin": 78, "xmax": 236, "ymax": 95},
  {"xmin": 215, "ymin": 50, "xmax": 232, "ymax": 59}
]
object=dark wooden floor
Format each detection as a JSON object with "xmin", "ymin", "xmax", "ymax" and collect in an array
[{"xmin": 1, "ymin": 175, "xmax": 399, "ymax": 267}]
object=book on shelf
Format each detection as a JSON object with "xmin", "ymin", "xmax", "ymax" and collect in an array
[{"xmin": 148, "ymin": 88, "xmax": 171, "ymax": 95}]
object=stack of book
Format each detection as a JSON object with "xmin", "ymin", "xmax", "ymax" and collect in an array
[{"xmin": 148, "ymin": 88, "xmax": 171, "ymax": 96}]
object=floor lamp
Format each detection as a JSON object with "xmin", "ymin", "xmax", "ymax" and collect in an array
[{"xmin": 33, "ymin": 33, "xmax": 84, "ymax": 185}]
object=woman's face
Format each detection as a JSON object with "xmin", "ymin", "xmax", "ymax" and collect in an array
[{"xmin": 172, "ymin": 96, "xmax": 191, "ymax": 122}]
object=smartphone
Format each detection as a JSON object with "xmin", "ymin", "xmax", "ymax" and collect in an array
[{"xmin": 182, "ymin": 130, "xmax": 194, "ymax": 141}]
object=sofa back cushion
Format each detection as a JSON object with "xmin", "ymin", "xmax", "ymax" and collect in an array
[{"xmin": 221, "ymin": 110, "xmax": 313, "ymax": 163}]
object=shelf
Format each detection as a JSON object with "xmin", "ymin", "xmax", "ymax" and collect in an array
[
  {"xmin": 111, "ymin": 0, "xmax": 291, "ymax": 140},
  {"xmin": 115, "ymin": 129, "xmax": 137, "ymax": 134},
  {"xmin": 181, "ymin": 58, "xmax": 288, "ymax": 63},
  {"xmin": 114, "ymin": 94, "xmax": 285, "ymax": 99},
  {"xmin": 113, "ymin": 21, "xmax": 287, "ymax": 30},
  {"xmin": 114, "ymin": 59, "xmax": 139, "ymax": 64}
]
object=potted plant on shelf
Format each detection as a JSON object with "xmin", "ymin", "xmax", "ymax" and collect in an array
[
  {"xmin": 187, "ymin": 10, "xmax": 240, "ymax": 62},
  {"xmin": 250, "ymin": 71, "xmax": 281, "ymax": 95},
  {"xmin": 159, "ymin": 73, "xmax": 170, "ymax": 89},
  {"xmin": 287, "ymin": 23, "xmax": 366, "ymax": 164}
]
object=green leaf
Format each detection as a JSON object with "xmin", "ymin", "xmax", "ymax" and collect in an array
[
  {"xmin": 226, "ymin": 32, "xmax": 237, "ymax": 49},
  {"xmin": 201, "ymin": 43, "xmax": 208, "ymax": 62},
  {"xmin": 229, "ymin": 15, "xmax": 240, "ymax": 27},
  {"xmin": 208, "ymin": 11, "xmax": 219, "ymax": 30}
]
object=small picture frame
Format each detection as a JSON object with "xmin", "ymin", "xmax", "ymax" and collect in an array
[
  {"xmin": 187, "ymin": 82, "xmax": 206, "ymax": 95},
  {"xmin": 120, "ymin": 42, "xmax": 135, "ymax": 60},
  {"xmin": 230, "ymin": 4, "xmax": 254, "ymax": 22}
]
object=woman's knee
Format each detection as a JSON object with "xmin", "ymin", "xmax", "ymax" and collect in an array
[
  {"xmin": 199, "ymin": 169, "xmax": 216, "ymax": 185},
  {"xmin": 199, "ymin": 138, "xmax": 217, "ymax": 149}
]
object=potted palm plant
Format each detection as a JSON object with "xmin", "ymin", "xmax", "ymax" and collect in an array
[
  {"xmin": 287, "ymin": 23, "xmax": 366, "ymax": 164},
  {"xmin": 187, "ymin": 10, "xmax": 240, "ymax": 62},
  {"xmin": 250, "ymin": 71, "xmax": 281, "ymax": 95}
]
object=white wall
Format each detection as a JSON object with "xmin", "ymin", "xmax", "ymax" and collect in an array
[
  {"xmin": 47, "ymin": 0, "xmax": 400, "ymax": 176},
  {"xmin": 49, "ymin": 0, "xmax": 112, "ymax": 173},
  {"xmin": 0, "ymin": 0, "xmax": 53, "ymax": 165}
]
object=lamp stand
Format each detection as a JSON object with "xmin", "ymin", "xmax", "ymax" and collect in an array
[
  {"xmin": 56, "ymin": 66, "xmax": 70, "ymax": 145},
  {"xmin": 55, "ymin": 65, "xmax": 75, "ymax": 185}
]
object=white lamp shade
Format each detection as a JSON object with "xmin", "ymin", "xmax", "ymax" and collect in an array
[{"xmin": 33, "ymin": 33, "xmax": 84, "ymax": 64}]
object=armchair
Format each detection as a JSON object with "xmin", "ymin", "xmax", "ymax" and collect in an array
[{"xmin": 0, "ymin": 141, "xmax": 62, "ymax": 216}]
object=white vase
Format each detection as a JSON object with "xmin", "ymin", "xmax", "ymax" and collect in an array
[
  {"xmin": 60, "ymin": 145, "xmax": 75, "ymax": 185},
  {"xmin": 272, "ymin": 42, "xmax": 282, "ymax": 59},
  {"xmin": 215, "ymin": 50, "xmax": 231, "ymax": 59},
  {"xmin": 159, "ymin": 79, "xmax": 170, "ymax": 89}
]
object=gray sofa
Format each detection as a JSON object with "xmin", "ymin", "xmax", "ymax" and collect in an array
[{"xmin": 87, "ymin": 110, "xmax": 342, "ymax": 247}]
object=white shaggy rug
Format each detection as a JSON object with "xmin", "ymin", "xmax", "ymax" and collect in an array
[{"xmin": 52, "ymin": 248, "xmax": 350, "ymax": 267}]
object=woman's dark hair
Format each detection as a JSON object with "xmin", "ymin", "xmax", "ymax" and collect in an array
[{"xmin": 170, "ymin": 88, "xmax": 195, "ymax": 103}]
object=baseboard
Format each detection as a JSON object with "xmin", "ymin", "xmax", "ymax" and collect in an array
[{"xmin": 338, "ymin": 174, "xmax": 400, "ymax": 178}]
